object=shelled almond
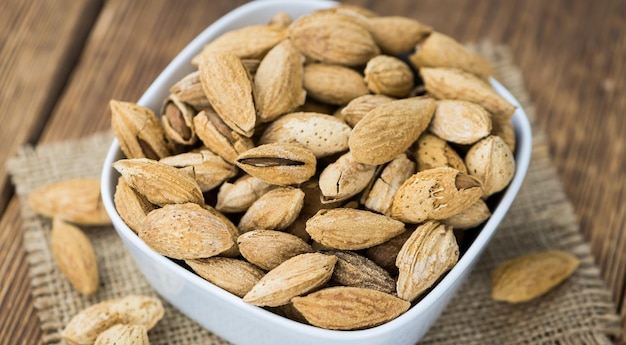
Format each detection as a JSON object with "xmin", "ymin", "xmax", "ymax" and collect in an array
[{"xmin": 109, "ymin": 5, "xmax": 522, "ymax": 330}]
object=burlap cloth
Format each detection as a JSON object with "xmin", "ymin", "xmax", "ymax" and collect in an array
[{"xmin": 6, "ymin": 44, "xmax": 623, "ymax": 345}]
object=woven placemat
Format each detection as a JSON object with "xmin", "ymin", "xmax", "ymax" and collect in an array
[{"xmin": 6, "ymin": 44, "xmax": 623, "ymax": 345}]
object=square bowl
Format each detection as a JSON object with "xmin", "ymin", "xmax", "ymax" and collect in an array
[{"xmin": 101, "ymin": 1, "xmax": 532, "ymax": 344}]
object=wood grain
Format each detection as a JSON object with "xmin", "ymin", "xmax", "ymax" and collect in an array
[{"xmin": 0, "ymin": 0, "xmax": 624, "ymax": 343}]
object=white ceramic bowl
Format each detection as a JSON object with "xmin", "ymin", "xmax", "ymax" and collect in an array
[{"xmin": 101, "ymin": 1, "xmax": 532, "ymax": 344}]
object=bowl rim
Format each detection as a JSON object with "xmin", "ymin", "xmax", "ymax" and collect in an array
[{"xmin": 101, "ymin": 0, "xmax": 533, "ymax": 339}]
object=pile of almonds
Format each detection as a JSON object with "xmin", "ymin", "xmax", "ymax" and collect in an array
[{"xmin": 110, "ymin": 5, "xmax": 519, "ymax": 330}]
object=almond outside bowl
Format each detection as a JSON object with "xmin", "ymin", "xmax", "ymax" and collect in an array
[{"xmin": 101, "ymin": 1, "xmax": 532, "ymax": 344}]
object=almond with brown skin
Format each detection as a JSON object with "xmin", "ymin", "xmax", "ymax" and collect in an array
[
  {"xmin": 306, "ymin": 208, "xmax": 406, "ymax": 250},
  {"xmin": 160, "ymin": 93, "xmax": 197, "ymax": 145},
  {"xmin": 28, "ymin": 178, "xmax": 111, "ymax": 226},
  {"xmin": 465, "ymin": 135, "xmax": 515, "ymax": 197},
  {"xmin": 292, "ymin": 286, "xmax": 410, "ymax": 330},
  {"xmin": 396, "ymin": 221, "xmax": 459, "ymax": 301},
  {"xmin": 365, "ymin": 230, "xmax": 412, "ymax": 275},
  {"xmin": 113, "ymin": 158, "xmax": 204, "ymax": 207},
  {"xmin": 391, "ymin": 167, "xmax": 482, "ymax": 223},
  {"xmin": 51, "ymin": 217, "xmax": 99, "ymax": 295},
  {"xmin": 349, "ymin": 97, "xmax": 436, "ymax": 165},
  {"xmin": 198, "ymin": 51, "xmax": 256, "ymax": 137},
  {"xmin": 259, "ymin": 112, "xmax": 352, "ymax": 158},
  {"xmin": 289, "ymin": 11, "xmax": 379, "ymax": 66},
  {"xmin": 491, "ymin": 250, "xmax": 579, "ymax": 303},
  {"xmin": 326, "ymin": 250, "xmax": 395, "ymax": 293},
  {"xmin": 139, "ymin": 203, "xmax": 233, "ymax": 260},
  {"xmin": 303, "ymin": 63, "xmax": 369, "ymax": 105},
  {"xmin": 235, "ymin": 143, "xmax": 317, "ymax": 186},
  {"xmin": 420, "ymin": 67, "xmax": 516, "ymax": 121},
  {"xmin": 186, "ymin": 257, "xmax": 265, "ymax": 297},
  {"xmin": 238, "ymin": 230, "xmax": 313, "ymax": 270},
  {"xmin": 243, "ymin": 253, "xmax": 337, "ymax": 307},
  {"xmin": 429, "ymin": 100, "xmax": 492, "ymax": 145},
  {"xmin": 238, "ymin": 187, "xmax": 305, "ymax": 233}
]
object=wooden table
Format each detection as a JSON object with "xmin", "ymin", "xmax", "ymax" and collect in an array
[{"xmin": 1, "ymin": 0, "xmax": 624, "ymax": 343}]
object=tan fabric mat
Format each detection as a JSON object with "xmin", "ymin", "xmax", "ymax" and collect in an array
[{"xmin": 6, "ymin": 44, "xmax": 623, "ymax": 344}]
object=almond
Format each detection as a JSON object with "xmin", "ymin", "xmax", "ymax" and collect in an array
[
  {"xmin": 237, "ymin": 230, "xmax": 313, "ymax": 270},
  {"xmin": 186, "ymin": 257, "xmax": 265, "ymax": 297},
  {"xmin": 114, "ymin": 177, "xmax": 155, "ymax": 233},
  {"xmin": 415, "ymin": 133, "xmax": 467, "ymax": 173},
  {"xmin": 216, "ymin": 175, "xmax": 275, "ymax": 213},
  {"xmin": 368, "ymin": 16, "xmax": 432, "ymax": 55},
  {"xmin": 364, "ymin": 55, "xmax": 414, "ymax": 97},
  {"xmin": 340, "ymin": 94, "xmax": 394, "ymax": 127},
  {"xmin": 429, "ymin": 100, "xmax": 492, "ymax": 145},
  {"xmin": 235, "ymin": 143, "xmax": 317, "ymax": 186},
  {"xmin": 465, "ymin": 135, "xmax": 515, "ymax": 197},
  {"xmin": 94, "ymin": 324, "xmax": 149, "ymax": 345},
  {"xmin": 193, "ymin": 24, "xmax": 287, "ymax": 62},
  {"xmin": 326, "ymin": 250, "xmax": 395, "ymax": 293},
  {"xmin": 238, "ymin": 187, "xmax": 305, "ymax": 233},
  {"xmin": 318, "ymin": 151, "xmax": 378, "ymax": 204},
  {"xmin": 303, "ymin": 63, "xmax": 369, "ymax": 105}
]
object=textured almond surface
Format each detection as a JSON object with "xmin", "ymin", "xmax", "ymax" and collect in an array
[
  {"xmin": 368, "ymin": 16, "xmax": 432, "ymax": 55},
  {"xmin": 364, "ymin": 55, "xmax": 414, "ymax": 97},
  {"xmin": 238, "ymin": 230, "xmax": 313, "ymax": 270},
  {"xmin": 429, "ymin": 100, "xmax": 492, "ymax": 145},
  {"xmin": 243, "ymin": 253, "xmax": 336, "ymax": 307},
  {"xmin": 326, "ymin": 250, "xmax": 395, "ymax": 293},
  {"xmin": 292, "ymin": 286, "xmax": 410, "ymax": 330},
  {"xmin": 238, "ymin": 187, "xmax": 305, "ymax": 233},
  {"xmin": 28, "ymin": 178, "xmax": 110, "ymax": 225},
  {"xmin": 303, "ymin": 63, "xmax": 369, "ymax": 105},
  {"xmin": 109, "ymin": 295, "xmax": 164, "ymax": 330},
  {"xmin": 62, "ymin": 300, "xmax": 125, "ymax": 345},
  {"xmin": 492, "ymin": 250, "xmax": 580, "ymax": 303},
  {"xmin": 415, "ymin": 133, "xmax": 467, "ymax": 173},
  {"xmin": 139, "ymin": 203, "xmax": 233, "ymax": 260},
  {"xmin": 318, "ymin": 151, "xmax": 378, "ymax": 203},
  {"xmin": 51, "ymin": 218, "xmax": 99, "ymax": 295},
  {"xmin": 349, "ymin": 97, "xmax": 435, "ymax": 165},
  {"xmin": 186, "ymin": 257, "xmax": 265, "ymax": 297},
  {"xmin": 193, "ymin": 24, "xmax": 287, "ymax": 61},
  {"xmin": 235, "ymin": 143, "xmax": 316, "ymax": 185},
  {"xmin": 94, "ymin": 324, "xmax": 149, "ymax": 345},
  {"xmin": 216, "ymin": 175, "xmax": 275, "ymax": 213},
  {"xmin": 114, "ymin": 177, "xmax": 155, "ymax": 233},
  {"xmin": 340, "ymin": 94, "xmax": 394, "ymax": 127},
  {"xmin": 306, "ymin": 208, "xmax": 406, "ymax": 250},
  {"xmin": 396, "ymin": 221, "xmax": 459, "ymax": 301},
  {"xmin": 465, "ymin": 135, "xmax": 516, "ymax": 197}
]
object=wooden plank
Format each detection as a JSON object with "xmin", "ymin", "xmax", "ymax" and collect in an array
[{"xmin": 0, "ymin": 0, "xmax": 103, "ymax": 214}]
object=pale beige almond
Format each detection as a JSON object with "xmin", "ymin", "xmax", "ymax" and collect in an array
[
  {"xmin": 243, "ymin": 253, "xmax": 337, "ymax": 307},
  {"xmin": 289, "ymin": 11, "xmax": 379, "ymax": 66},
  {"xmin": 349, "ymin": 97, "xmax": 436, "ymax": 165},
  {"xmin": 368, "ymin": 16, "xmax": 432, "ymax": 55},
  {"xmin": 255, "ymin": 40, "xmax": 306, "ymax": 123},
  {"xmin": 113, "ymin": 158, "xmax": 204, "ymax": 207},
  {"xmin": 192, "ymin": 25, "xmax": 288, "ymax": 64},
  {"xmin": 491, "ymin": 250, "xmax": 579, "ymax": 303},
  {"xmin": 186, "ymin": 257, "xmax": 265, "ymax": 297},
  {"xmin": 109, "ymin": 295, "xmax": 164, "ymax": 330},
  {"xmin": 415, "ymin": 133, "xmax": 467, "ymax": 173},
  {"xmin": 216, "ymin": 175, "xmax": 276, "ymax": 213},
  {"xmin": 51, "ymin": 217, "xmax": 99, "ymax": 295},
  {"xmin": 139, "ymin": 203, "xmax": 233, "ymax": 260},
  {"xmin": 303, "ymin": 63, "xmax": 369, "ymax": 105},
  {"xmin": 391, "ymin": 167, "xmax": 482, "ymax": 223},
  {"xmin": 429, "ymin": 100, "xmax": 492, "ymax": 145},
  {"xmin": 410, "ymin": 32, "xmax": 493, "ymax": 80},
  {"xmin": 169, "ymin": 71, "xmax": 211, "ymax": 109},
  {"xmin": 28, "ymin": 178, "xmax": 111, "ymax": 225},
  {"xmin": 114, "ymin": 177, "xmax": 155, "ymax": 233},
  {"xmin": 268, "ymin": 11, "xmax": 292, "ymax": 28},
  {"xmin": 160, "ymin": 150, "xmax": 237, "ymax": 192},
  {"xmin": 292, "ymin": 286, "xmax": 410, "ymax": 330},
  {"xmin": 198, "ymin": 51, "xmax": 256, "ymax": 137},
  {"xmin": 306, "ymin": 208, "xmax": 406, "ymax": 250},
  {"xmin": 340, "ymin": 94, "xmax": 394, "ymax": 127},
  {"xmin": 364, "ymin": 55, "xmax": 414, "ymax": 97},
  {"xmin": 420, "ymin": 67, "xmax": 516, "ymax": 121},
  {"xmin": 396, "ymin": 221, "xmax": 459, "ymax": 301},
  {"xmin": 193, "ymin": 109, "xmax": 254, "ymax": 165},
  {"xmin": 441, "ymin": 199, "xmax": 491, "ymax": 230},
  {"xmin": 465, "ymin": 135, "xmax": 515, "ymax": 197},
  {"xmin": 238, "ymin": 187, "xmax": 305, "ymax": 233},
  {"xmin": 326, "ymin": 250, "xmax": 395, "ymax": 293},
  {"xmin": 160, "ymin": 93, "xmax": 197, "ymax": 145},
  {"xmin": 362, "ymin": 153, "xmax": 416, "ymax": 215},
  {"xmin": 203, "ymin": 204, "xmax": 240, "ymax": 257},
  {"xmin": 365, "ymin": 230, "xmax": 412, "ymax": 275},
  {"xmin": 94, "ymin": 324, "xmax": 149, "ymax": 345},
  {"xmin": 110, "ymin": 100, "xmax": 171, "ymax": 160},
  {"xmin": 259, "ymin": 112, "xmax": 351, "ymax": 158},
  {"xmin": 491, "ymin": 116, "xmax": 516, "ymax": 152},
  {"xmin": 235, "ymin": 143, "xmax": 317, "ymax": 186},
  {"xmin": 238, "ymin": 230, "xmax": 313, "ymax": 270},
  {"xmin": 318, "ymin": 151, "xmax": 378, "ymax": 203},
  {"xmin": 62, "ymin": 300, "xmax": 126, "ymax": 345}
]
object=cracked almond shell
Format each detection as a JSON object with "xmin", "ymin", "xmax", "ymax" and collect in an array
[{"xmin": 235, "ymin": 143, "xmax": 316, "ymax": 186}]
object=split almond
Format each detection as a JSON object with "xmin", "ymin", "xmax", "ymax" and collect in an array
[{"xmin": 235, "ymin": 143, "xmax": 317, "ymax": 186}]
